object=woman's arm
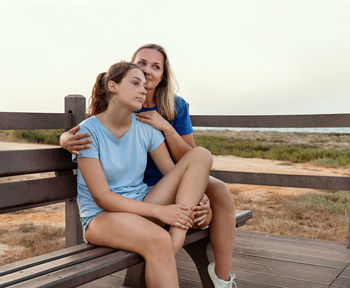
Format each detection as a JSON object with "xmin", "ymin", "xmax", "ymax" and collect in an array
[
  {"xmin": 136, "ymin": 111, "xmax": 195, "ymax": 161},
  {"xmin": 78, "ymin": 156, "xmax": 192, "ymax": 229},
  {"xmin": 59, "ymin": 126, "xmax": 92, "ymax": 155}
]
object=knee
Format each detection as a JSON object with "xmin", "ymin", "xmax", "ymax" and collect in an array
[
  {"xmin": 190, "ymin": 147, "xmax": 213, "ymax": 167},
  {"xmin": 207, "ymin": 179, "xmax": 234, "ymax": 213},
  {"xmin": 143, "ymin": 230, "xmax": 174, "ymax": 259}
]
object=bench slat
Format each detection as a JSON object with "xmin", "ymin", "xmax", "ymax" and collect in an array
[
  {"xmin": 0, "ymin": 247, "xmax": 115, "ymax": 287},
  {"xmin": 0, "ymin": 112, "xmax": 71, "ymax": 130},
  {"xmin": 0, "ymin": 149, "xmax": 75, "ymax": 177},
  {"xmin": 0, "ymin": 175, "xmax": 76, "ymax": 213},
  {"xmin": 8, "ymin": 250, "xmax": 143, "ymax": 288},
  {"xmin": 0, "ymin": 244, "xmax": 94, "ymax": 277}
]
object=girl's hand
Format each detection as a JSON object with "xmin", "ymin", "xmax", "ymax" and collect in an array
[
  {"xmin": 136, "ymin": 111, "xmax": 174, "ymax": 136},
  {"xmin": 60, "ymin": 126, "xmax": 92, "ymax": 155},
  {"xmin": 157, "ymin": 204, "xmax": 194, "ymax": 230},
  {"xmin": 192, "ymin": 194, "xmax": 212, "ymax": 228}
]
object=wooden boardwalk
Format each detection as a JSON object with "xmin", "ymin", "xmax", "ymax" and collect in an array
[{"xmin": 79, "ymin": 230, "xmax": 350, "ymax": 288}]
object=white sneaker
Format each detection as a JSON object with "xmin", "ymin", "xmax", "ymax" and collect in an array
[{"xmin": 207, "ymin": 262, "xmax": 237, "ymax": 288}]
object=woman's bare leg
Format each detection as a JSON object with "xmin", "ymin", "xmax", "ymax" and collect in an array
[
  {"xmin": 145, "ymin": 147, "xmax": 212, "ymax": 253},
  {"xmin": 205, "ymin": 176, "xmax": 235, "ymax": 281},
  {"xmin": 85, "ymin": 212, "xmax": 179, "ymax": 288}
]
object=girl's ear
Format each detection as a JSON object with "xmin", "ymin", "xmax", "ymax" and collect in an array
[{"xmin": 108, "ymin": 80, "xmax": 118, "ymax": 94}]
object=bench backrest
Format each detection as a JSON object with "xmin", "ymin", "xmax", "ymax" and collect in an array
[{"xmin": 0, "ymin": 95, "xmax": 86, "ymax": 246}]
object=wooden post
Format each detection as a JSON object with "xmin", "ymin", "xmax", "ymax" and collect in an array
[
  {"xmin": 184, "ymin": 238, "xmax": 214, "ymax": 288},
  {"xmin": 348, "ymin": 214, "xmax": 350, "ymax": 249},
  {"xmin": 64, "ymin": 95, "xmax": 86, "ymax": 247}
]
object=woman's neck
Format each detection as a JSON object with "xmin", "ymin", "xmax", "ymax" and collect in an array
[{"xmin": 143, "ymin": 89, "xmax": 156, "ymax": 107}]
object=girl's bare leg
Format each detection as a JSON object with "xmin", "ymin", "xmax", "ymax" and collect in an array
[
  {"xmin": 145, "ymin": 147, "xmax": 212, "ymax": 253},
  {"xmin": 85, "ymin": 212, "xmax": 179, "ymax": 288},
  {"xmin": 205, "ymin": 176, "xmax": 235, "ymax": 281}
]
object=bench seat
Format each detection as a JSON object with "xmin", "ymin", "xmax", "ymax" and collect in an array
[{"xmin": 0, "ymin": 210, "xmax": 252, "ymax": 288}]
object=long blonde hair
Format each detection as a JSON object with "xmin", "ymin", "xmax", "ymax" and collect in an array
[{"xmin": 131, "ymin": 44, "xmax": 178, "ymax": 121}]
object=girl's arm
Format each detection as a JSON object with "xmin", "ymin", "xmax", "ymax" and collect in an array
[
  {"xmin": 149, "ymin": 141, "xmax": 175, "ymax": 175},
  {"xmin": 77, "ymin": 156, "xmax": 192, "ymax": 229},
  {"xmin": 59, "ymin": 126, "xmax": 92, "ymax": 155},
  {"xmin": 136, "ymin": 111, "xmax": 195, "ymax": 161}
]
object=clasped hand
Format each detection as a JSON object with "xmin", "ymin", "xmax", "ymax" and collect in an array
[
  {"xmin": 157, "ymin": 204, "xmax": 194, "ymax": 230},
  {"xmin": 156, "ymin": 193, "xmax": 211, "ymax": 230}
]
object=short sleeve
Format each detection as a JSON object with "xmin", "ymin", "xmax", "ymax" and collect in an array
[
  {"xmin": 72, "ymin": 125, "xmax": 99, "ymax": 162},
  {"xmin": 172, "ymin": 96, "xmax": 194, "ymax": 136},
  {"xmin": 149, "ymin": 128, "xmax": 165, "ymax": 152}
]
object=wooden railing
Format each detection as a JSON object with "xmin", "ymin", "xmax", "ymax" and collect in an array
[{"xmin": 191, "ymin": 114, "xmax": 350, "ymax": 248}]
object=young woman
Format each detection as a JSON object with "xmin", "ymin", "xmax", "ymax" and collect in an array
[
  {"xmin": 61, "ymin": 44, "xmax": 237, "ymax": 288},
  {"xmin": 76, "ymin": 61, "xmax": 213, "ymax": 287}
]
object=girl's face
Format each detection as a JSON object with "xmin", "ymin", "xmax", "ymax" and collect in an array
[
  {"xmin": 111, "ymin": 68, "xmax": 147, "ymax": 111},
  {"xmin": 132, "ymin": 48, "xmax": 164, "ymax": 91}
]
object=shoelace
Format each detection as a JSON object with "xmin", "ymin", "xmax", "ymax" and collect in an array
[{"xmin": 226, "ymin": 273, "xmax": 237, "ymax": 288}]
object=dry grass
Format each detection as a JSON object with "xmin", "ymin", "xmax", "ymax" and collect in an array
[
  {"xmin": 231, "ymin": 184, "xmax": 348, "ymax": 242},
  {"xmin": 0, "ymin": 204, "xmax": 65, "ymax": 265}
]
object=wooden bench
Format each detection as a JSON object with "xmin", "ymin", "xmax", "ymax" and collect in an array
[{"xmin": 0, "ymin": 95, "xmax": 252, "ymax": 288}]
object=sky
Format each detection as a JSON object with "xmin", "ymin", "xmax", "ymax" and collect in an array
[{"xmin": 0, "ymin": 0, "xmax": 349, "ymax": 115}]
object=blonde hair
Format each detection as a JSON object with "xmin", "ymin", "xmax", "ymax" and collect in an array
[{"xmin": 131, "ymin": 44, "xmax": 178, "ymax": 121}]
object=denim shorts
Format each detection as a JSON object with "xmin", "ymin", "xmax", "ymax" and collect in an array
[
  {"xmin": 80, "ymin": 211, "xmax": 103, "ymax": 243},
  {"xmin": 80, "ymin": 192, "xmax": 149, "ymax": 243}
]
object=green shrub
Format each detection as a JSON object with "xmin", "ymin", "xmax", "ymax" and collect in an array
[
  {"xmin": 194, "ymin": 135, "xmax": 350, "ymax": 167},
  {"xmin": 286, "ymin": 191, "xmax": 350, "ymax": 216},
  {"xmin": 7, "ymin": 129, "xmax": 64, "ymax": 145}
]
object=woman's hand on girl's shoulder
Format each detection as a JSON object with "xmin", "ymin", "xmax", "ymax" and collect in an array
[
  {"xmin": 135, "ymin": 111, "xmax": 172, "ymax": 134},
  {"xmin": 155, "ymin": 204, "xmax": 194, "ymax": 230},
  {"xmin": 60, "ymin": 126, "xmax": 92, "ymax": 155}
]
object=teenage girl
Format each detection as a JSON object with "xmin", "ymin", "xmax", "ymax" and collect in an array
[{"xmin": 75, "ymin": 61, "xmax": 212, "ymax": 287}]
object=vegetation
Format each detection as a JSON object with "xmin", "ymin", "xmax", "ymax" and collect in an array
[
  {"xmin": 5, "ymin": 129, "xmax": 64, "ymax": 145},
  {"xmin": 287, "ymin": 191, "xmax": 350, "ymax": 217},
  {"xmin": 194, "ymin": 134, "xmax": 350, "ymax": 167}
]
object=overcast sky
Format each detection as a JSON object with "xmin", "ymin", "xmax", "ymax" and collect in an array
[{"xmin": 1, "ymin": 0, "xmax": 349, "ymax": 115}]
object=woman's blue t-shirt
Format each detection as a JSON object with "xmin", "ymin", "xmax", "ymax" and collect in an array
[{"xmin": 137, "ymin": 96, "xmax": 194, "ymax": 186}]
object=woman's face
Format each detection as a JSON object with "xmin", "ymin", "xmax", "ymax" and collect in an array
[
  {"xmin": 112, "ymin": 68, "xmax": 147, "ymax": 111},
  {"xmin": 132, "ymin": 48, "xmax": 164, "ymax": 91}
]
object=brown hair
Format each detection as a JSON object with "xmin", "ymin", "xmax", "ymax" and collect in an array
[
  {"xmin": 131, "ymin": 44, "xmax": 178, "ymax": 120},
  {"xmin": 88, "ymin": 61, "xmax": 141, "ymax": 116}
]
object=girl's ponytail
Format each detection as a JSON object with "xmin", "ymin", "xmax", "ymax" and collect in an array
[{"xmin": 88, "ymin": 72, "xmax": 108, "ymax": 116}]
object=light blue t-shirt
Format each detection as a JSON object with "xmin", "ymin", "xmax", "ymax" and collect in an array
[{"xmin": 73, "ymin": 113, "xmax": 165, "ymax": 217}]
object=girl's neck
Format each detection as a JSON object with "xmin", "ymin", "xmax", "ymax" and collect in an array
[
  {"xmin": 97, "ymin": 104, "xmax": 132, "ymax": 138},
  {"xmin": 143, "ymin": 89, "xmax": 156, "ymax": 107}
]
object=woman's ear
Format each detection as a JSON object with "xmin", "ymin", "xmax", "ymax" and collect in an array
[{"xmin": 108, "ymin": 80, "xmax": 118, "ymax": 94}]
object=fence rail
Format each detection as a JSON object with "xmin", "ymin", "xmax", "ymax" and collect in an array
[{"xmin": 190, "ymin": 114, "xmax": 350, "ymax": 128}]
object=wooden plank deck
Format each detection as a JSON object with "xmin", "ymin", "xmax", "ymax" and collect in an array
[{"xmin": 79, "ymin": 230, "xmax": 350, "ymax": 288}]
